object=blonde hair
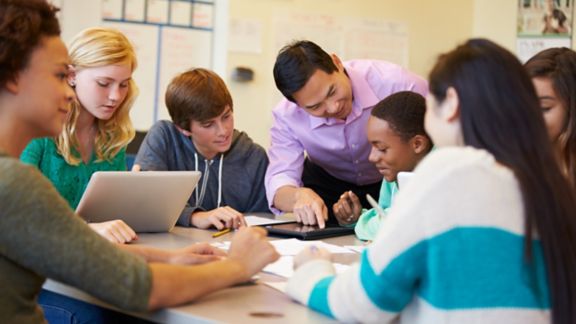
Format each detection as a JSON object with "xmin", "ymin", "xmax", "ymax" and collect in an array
[{"xmin": 56, "ymin": 27, "xmax": 137, "ymax": 165}]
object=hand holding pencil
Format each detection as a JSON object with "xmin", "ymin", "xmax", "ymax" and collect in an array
[
  {"xmin": 191, "ymin": 206, "xmax": 247, "ymax": 230},
  {"xmin": 333, "ymin": 190, "xmax": 362, "ymax": 225}
]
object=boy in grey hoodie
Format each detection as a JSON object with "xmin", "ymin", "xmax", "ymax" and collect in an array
[{"xmin": 134, "ymin": 68, "xmax": 270, "ymax": 229}]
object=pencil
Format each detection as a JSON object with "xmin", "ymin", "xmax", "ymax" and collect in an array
[
  {"xmin": 212, "ymin": 228, "xmax": 231, "ymax": 238},
  {"xmin": 366, "ymin": 194, "xmax": 387, "ymax": 219}
]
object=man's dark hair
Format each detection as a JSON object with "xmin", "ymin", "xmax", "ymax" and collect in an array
[
  {"xmin": 371, "ymin": 91, "xmax": 432, "ymax": 150},
  {"xmin": 273, "ymin": 40, "xmax": 338, "ymax": 102}
]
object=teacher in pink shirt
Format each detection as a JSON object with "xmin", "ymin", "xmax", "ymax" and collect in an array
[{"xmin": 265, "ymin": 40, "xmax": 427, "ymax": 228}]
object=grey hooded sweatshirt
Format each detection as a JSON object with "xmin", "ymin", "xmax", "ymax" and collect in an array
[{"xmin": 134, "ymin": 120, "xmax": 270, "ymax": 226}]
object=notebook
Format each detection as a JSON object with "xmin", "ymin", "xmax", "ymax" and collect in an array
[
  {"xmin": 264, "ymin": 222, "xmax": 354, "ymax": 240},
  {"xmin": 76, "ymin": 171, "xmax": 201, "ymax": 232}
]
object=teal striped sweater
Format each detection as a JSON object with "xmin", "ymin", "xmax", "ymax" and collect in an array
[{"xmin": 287, "ymin": 147, "xmax": 550, "ymax": 323}]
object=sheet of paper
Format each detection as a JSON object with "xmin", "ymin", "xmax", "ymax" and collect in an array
[
  {"xmin": 125, "ymin": 0, "xmax": 145, "ymax": 22},
  {"xmin": 212, "ymin": 238, "xmax": 355, "ymax": 256},
  {"xmin": 244, "ymin": 215, "xmax": 294, "ymax": 226},
  {"xmin": 170, "ymin": 1, "xmax": 192, "ymax": 26},
  {"xmin": 344, "ymin": 245, "xmax": 365, "ymax": 254},
  {"xmin": 273, "ymin": 13, "xmax": 409, "ymax": 67},
  {"xmin": 262, "ymin": 256, "xmax": 351, "ymax": 278},
  {"xmin": 263, "ymin": 281, "xmax": 287, "ymax": 293},
  {"xmin": 211, "ymin": 241, "xmax": 230, "ymax": 250},
  {"xmin": 101, "ymin": 0, "xmax": 123, "ymax": 20},
  {"xmin": 192, "ymin": 3, "xmax": 214, "ymax": 28},
  {"xmin": 269, "ymin": 238, "xmax": 355, "ymax": 256},
  {"xmin": 262, "ymin": 256, "xmax": 296, "ymax": 278}
]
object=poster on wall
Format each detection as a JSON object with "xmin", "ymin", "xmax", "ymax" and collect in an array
[{"xmin": 517, "ymin": 0, "xmax": 574, "ymax": 62}]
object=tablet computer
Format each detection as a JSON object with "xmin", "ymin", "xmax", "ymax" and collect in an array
[
  {"xmin": 76, "ymin": 171, "xmax": 201, "ymax": 233},
  {"xmin": 264, "ymin": 222, "xmax": 354, "ymax": 240}
]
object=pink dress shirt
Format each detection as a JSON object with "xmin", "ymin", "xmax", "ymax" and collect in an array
[{"xmin": 265, "ymin": 60, "xmax": 428, "ymax": 212}]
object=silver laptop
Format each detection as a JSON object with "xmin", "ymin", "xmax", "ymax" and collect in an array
[{"xmin": 76, "ymin": 171, "xmax": 201, "ymax": 232}]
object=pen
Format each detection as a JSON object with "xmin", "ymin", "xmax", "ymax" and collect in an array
[
  {"xmin": 366, "ymin": 194, "xmax": 386, "ymax": 219},
  {"xmin": 212, "ymin": 228, "xmax": 231, "ymax": 238}
]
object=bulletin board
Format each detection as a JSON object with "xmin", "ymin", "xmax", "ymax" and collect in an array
[
  {"xmin": 100, "ymin": 0, "xmax": 216, "ymax": 130},
  {"xmin": 273, "ymin": 12, "xmax": 409, "ymax": 68}
]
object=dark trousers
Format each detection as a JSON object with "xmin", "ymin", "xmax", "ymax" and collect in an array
[
  {"xmin": 39, "ymin": 289, "xmax": 156, "ymax": 324},
  {"xmin": 302, "ymin": 159, "xmax": 381, "ymax": 225}
]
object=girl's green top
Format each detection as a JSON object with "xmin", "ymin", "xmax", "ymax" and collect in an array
[
  {"xmin": 20, "ymin": 137, "xmax": 127, "ymax": 209},
  {"xmin": 354, "ymin": 180, "xmax": 398, "ymax": 241}
]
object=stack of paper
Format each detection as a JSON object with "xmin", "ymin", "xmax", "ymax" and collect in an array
[
  {"xmin": 211, "ymin": 238, "xmax": 358, "ymax": 279},
  {"xmin": 262, "ymin": 256, "xmax": 351, "ymax": 278},
  {"xmin": 211, "ymin": 238, "xmax": 355, "ymax": 255},
  {"xmin": 269, "ymin": 238, "xmax": 355, "ymax": 255},
  {"xmin": 262, "ymin": 262, "xmax": 352, "ymax": 293}
]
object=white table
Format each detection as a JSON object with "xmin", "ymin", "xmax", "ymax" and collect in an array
[{"xmin": 44, "ymin": 225, "xmax": 364, "ymax": 323}]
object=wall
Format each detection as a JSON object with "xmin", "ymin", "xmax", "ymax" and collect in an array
[
  {"xmin": 472, "ymin": 0, "xmax": 517, "ymax": 51},
  {"xmin": 57, "ymin": 1, "xmax": 557, "ymax": 147},
  {"xmin": 59, "ymin": 0, "xmax": 101, "ymax": 42},
  {"xmin": 227, "ymin": 0, "xmax": 475, "ymax": 148}
]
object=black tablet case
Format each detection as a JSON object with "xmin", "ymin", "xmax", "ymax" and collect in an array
[{"xmin": 264, "ymin": 223, "xmax": 355, "ymax": 240}]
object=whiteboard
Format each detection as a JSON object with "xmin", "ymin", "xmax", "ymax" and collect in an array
[
  {"xmin": 102, "ymin": 21, "xmax": 159, "ymax": 130},
  {"xmin": 156, "ymin": 26, "xmax": 213, "ymax": 122}
]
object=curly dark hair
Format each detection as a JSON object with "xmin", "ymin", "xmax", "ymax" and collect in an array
[
  {"xmin": 371, "ymin": 91, "xmax": 432, "ymax": 149},
  {"xmin": 0, "ymin": 0, "xmax": 60, "ymax": 88}
]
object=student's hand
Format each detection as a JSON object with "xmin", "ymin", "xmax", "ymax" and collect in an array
[
  {"xmin": 293, "ymin": 245, "xmax": 332, "ymax": 270},
  {"xmin": 333, "ymin": 191, "xmax": 362, "ymax": 225},
  {"xmin": 89, "ymin": 220, "xmax": 138, "ymax": 244},
  {"xmin": 167, "ymin": 242, "xmax": 227, "ymax": 265},
  {"xmin": 131, "ymin": 164, "xmax": 141, "ymax": 172},
  {"xmin": 191, "ymin": 207, "xmax": 247, "ymax": 230},
  {"xmin": 228, "ymin": 227, "xmax": 279, "ymax": 281},
  {"xmin": 293, "ymin": 188, "xmax": 328, "ymax": 228}
]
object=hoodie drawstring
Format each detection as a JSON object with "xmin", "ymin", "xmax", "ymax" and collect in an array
[{"xmin": 194, "ymin": 152, "xmax": 223, "ymax": 208}]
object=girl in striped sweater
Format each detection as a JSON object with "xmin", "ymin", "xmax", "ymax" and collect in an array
[{"xmin": 287, "ymin": 39, "xmax": 576, "ymax": 323}]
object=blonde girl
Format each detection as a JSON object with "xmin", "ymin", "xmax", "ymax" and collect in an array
[{"xmin": 21, "ymin": 27, "xmax": 138, "ymax": 243}]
